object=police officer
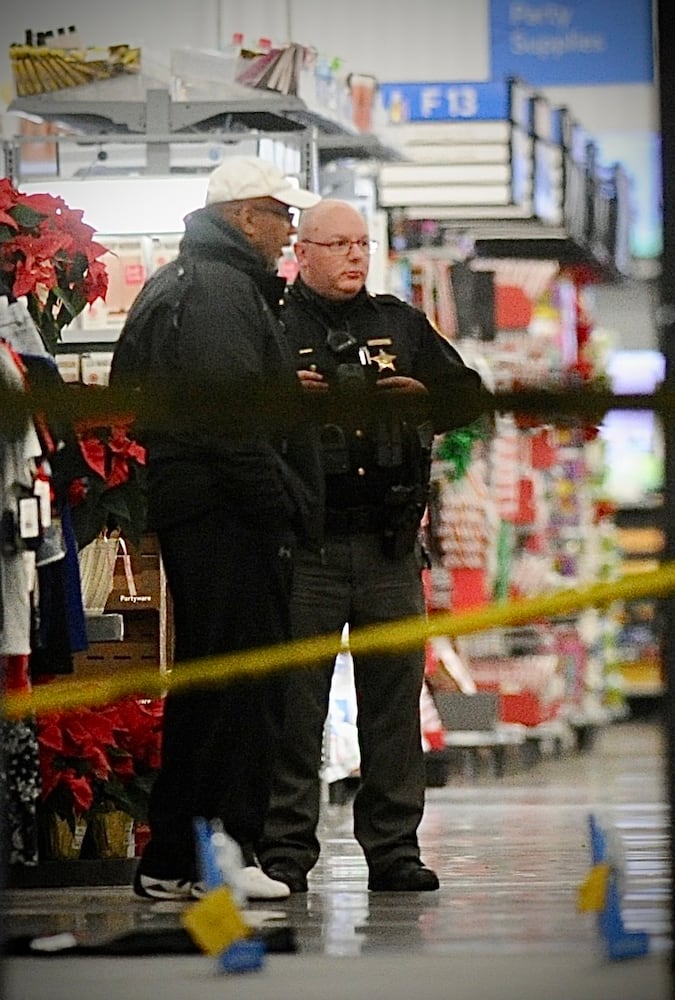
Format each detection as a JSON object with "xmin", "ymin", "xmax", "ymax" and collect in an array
[{"xmin": 257, "ymin": 199, "xmax": 490, "ymax": 893}]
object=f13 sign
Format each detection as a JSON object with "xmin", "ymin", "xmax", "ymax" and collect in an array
[{"xmin": 490, "ymin": 0, "xmax": 653, "ymax": 85}]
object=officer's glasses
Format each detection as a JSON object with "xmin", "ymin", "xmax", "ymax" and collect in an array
[{"xmin": 301, "ymin": 238, "xmax": 379, "ymax": 255}]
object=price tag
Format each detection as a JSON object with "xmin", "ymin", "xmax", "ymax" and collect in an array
[
  {"xmin": 18, "ymin": 496, "xmax": 40, "ymax": 540},
  {"xmin": 33, "ymin": 478, "xmax": 52, "ymax": 528}
]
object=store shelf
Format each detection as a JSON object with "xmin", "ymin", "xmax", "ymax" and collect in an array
[
  {"xmin": 377, "ymin": 79, "xmax": 630, "ymax": 279},
  {"xmin": 314, "ymin": 128, "xmax": 401, "ymax": 164},
  {"xmin": 614, "ymin": 501, "xmax": 664, "ymax": 530},
  {"xmin": 5, "ymin": 76, "xmax": 399, "ymax": 183},
  {"xmin": 8, "ymin": 859, "xmax": 136, "ymax": 889},
  {"xmin": 7, "ymin": 73, "xmax": 307, "ymax": 133},
  {"xmin": 612, "ymin": 515, "xmax": 664, "ymax": 699},
  {"xmin": 618, "ymin": 660, "xmax": 663, "ymax": 697}
]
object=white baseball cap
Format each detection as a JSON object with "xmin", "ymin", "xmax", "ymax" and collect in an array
[{"xmin": 205, "ymin": 156, "xmax": 321, "ymax": 209}]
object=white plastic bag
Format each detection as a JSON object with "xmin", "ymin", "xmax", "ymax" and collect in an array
[{"xmin": 77, "ymin": 533, "xmax": 120, "ymax": 613}]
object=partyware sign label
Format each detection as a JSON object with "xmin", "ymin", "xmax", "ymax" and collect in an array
[{"xmin": 489, "ymin": 0, "xmax": 653, "ymax": 85}]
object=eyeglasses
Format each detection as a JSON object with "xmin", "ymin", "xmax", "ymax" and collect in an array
[
  {"xmin": 253, "ymin": 203, "xmax": 295, "ymax": 223},
  {"xmin": 301, "ymin": 238, "xmax": 379, "ymax": 255}
]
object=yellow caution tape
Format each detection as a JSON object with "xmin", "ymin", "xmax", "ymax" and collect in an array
[
  {"xmin": 181, "ymin": 886, "xmax": 250, "ymax": 955},
  {"xmin": 3, "ymin": 561, "xmax": 675, "ymax": 720},
  {"xmin": 577, "ymin": 862, "xmax": 611, "ymax": 912}
]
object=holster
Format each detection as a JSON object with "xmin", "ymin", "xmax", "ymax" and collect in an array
[
  {"xmin": 381, "ymin": 484, "xmax": 425, "ymax": 560},
  {"xmin": 380, "ymin": 421, "xmax": 434, "ymax": 559}
]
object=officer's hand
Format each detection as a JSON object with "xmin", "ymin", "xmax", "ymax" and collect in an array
[
  {"xmin": 298, "ymin": 369, "xmax": 329, "ymax": 393},
  {"xmin": 374, "ymin": 376, "xmax": 428, "ymax": 396}
]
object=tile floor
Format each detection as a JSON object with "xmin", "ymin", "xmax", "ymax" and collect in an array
[{"xmin": 2, "ymin": 714, "xmax": 672, "ymax": 1000}]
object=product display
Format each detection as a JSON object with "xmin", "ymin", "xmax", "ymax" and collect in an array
[{"xmin": 9, "ymin": 38, "xmax": 140, "ymax": 96}]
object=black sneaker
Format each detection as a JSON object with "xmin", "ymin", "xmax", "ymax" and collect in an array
[
  {"xmin": 368, "ymin": 858, "xmax": 439, "ymax": 892},
  {"xmin": 133, "ymin": 867, "xmax": 194, "ymax": 901},
  {"xmin": 262, "ymin": 860, "xmax": 309, "ymax": 893}
]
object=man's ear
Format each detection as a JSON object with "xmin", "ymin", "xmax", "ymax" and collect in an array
[
  {"xmin": 293, "ymin": 240, "xmax": 308, "ymax": 264},
  {"xmin": 235, "ymin": 203, "xmax": 257, "ymax": 238}
]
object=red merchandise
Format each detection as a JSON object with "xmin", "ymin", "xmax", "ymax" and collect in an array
[
  {"xmin": 499, "ymin": 692, "xmax": 563, "ymax": 726},
  {"xmin": 450, "ymin": 566, "xmax": 488, "ymax": 610},
  {"xmin": 530, "ymin": 428, "xmax": 557, "ymax": 470},
  {"xmin": 512, "ymin": 477, "xmax": 537, "ymax": 525},
  {"xmin": 1, "ymin": 654, "xmax": 31, "ymax": 693},
  {"xmin": 495, "ymin": 284, "xmax": 532, "ymax": 329}
]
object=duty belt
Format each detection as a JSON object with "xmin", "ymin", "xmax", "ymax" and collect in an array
[{"xmin": 324, "ymin": 506, "xmax": 383, "ymax": 534}]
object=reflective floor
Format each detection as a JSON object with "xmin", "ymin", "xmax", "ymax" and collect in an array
[{"xmin": 3, "ymin": 715, "xmax": 672, "ymax": 1000}]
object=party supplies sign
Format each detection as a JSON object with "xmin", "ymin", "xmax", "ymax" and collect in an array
[{"xmin": 489, "ymin": 0, "xmax": 653, "ymax": 85}]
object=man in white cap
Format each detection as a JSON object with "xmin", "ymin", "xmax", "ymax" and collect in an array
[{"xmin": 110, "ymin": 156, "xmax": 322, "ymax": 902}]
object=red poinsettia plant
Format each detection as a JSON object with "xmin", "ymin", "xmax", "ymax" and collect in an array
[
  {"xmin": 36, "ymin": 697, "xmax": 163, "ymax": 830},
  {"xmin": 52, "ymin": 413, "xmax": 148, "ymax": 551},
  {"xmin": 0, "ymin": 176, "xmax": 109, "ymax": 354}
]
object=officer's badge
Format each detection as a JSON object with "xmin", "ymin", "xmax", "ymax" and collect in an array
[{"xmin": 371, "ymin": 349, "xmax": 397, "ymax": 372}]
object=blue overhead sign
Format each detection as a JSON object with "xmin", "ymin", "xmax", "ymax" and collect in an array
[
  {"xmin": 489, "ymin": 0, "xmax": 654, "ymax": 85},
  {"xmin": 379, "ymin": 81, "xmax": 510, "ymax": 122}
]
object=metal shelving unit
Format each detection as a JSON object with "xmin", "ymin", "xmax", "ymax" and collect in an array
[{"xmin": 4, "ymin": 74, "xmax": 398, "ymax": 187}]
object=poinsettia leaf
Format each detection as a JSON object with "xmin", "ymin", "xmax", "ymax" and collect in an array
[
  {"xmin": 90, "ymin": 749, "xmax": 112, "ymax": 780},
  {"xmin": 0, "ymin": 215, "xmax": 20, "ymax": 235},
  {"xmin": 54, "ymin": 280, "xmax": 87, "ymax": 318},
  {"xmin": 9, "ymin": 202, "xmax": 46, "ymax": 230},
  {"xmin": 39, "ymin": 765, "xmax": 61, "ymax": 800},
  {"xmin": 43, "ymin": 769, "xmax": 95, "ymax": 819},
  {"xmin": 62, "ymin": 716, "xmax": 90, "ymax": 746},
  {"xmin": 55, "ymin": 295, "xmax": 78, "ymax": 324},
  {"xmin": 106, "ymin": 772, "xmax": 156, "ymax": 823},
  {"xmin": 84, "ymin": 715, "xmax": 116, "ymax": 747},
  {"xmin": 68, "ymin": 488, "xmax": 110, "ymax": 550},
  {"xmin": 115, "ymin": 484, "xmax": 148, "ymax": 547},
  {"xmin": 102, "ymin": 489, "xmax": 132, "ymax": 522},
  {"xmin": 83, "ymin": 258, "xmax": 109, "ymax": 302},
  {"xmin": 110, "ymin": 754, "xmax": 136, "ymax": 780},
  {"xmin": 68, "ymin": 774, "xmax": 95, "ymax": 815},
  {"xmin": 78, "ymin": 435, "xmax": 108, "ymax": 479},
  {"xmin": 18, "ymin": 191, "xmax": 67, "ymax": 216},
  {"xmin": 37, "ymin": 721, "xmax": 65, "ymax": 752}
]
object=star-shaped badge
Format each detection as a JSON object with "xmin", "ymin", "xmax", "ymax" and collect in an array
[{"xmin": 372, "ymin": 349, "xmax": 397, "ymax": 372}]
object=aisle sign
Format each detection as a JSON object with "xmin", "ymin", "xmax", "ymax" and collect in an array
[
  {"xmin": 489, "ymin": 0, "xmax": 654, "ymax": 85},
  {"xmin": 379, "ymin": 81, "xmax": 510, "ymax": 123}
]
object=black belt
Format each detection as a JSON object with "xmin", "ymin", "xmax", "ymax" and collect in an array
[{"xmin": 324, "ymin": 506, "xmax": 383, "ymax": 534}]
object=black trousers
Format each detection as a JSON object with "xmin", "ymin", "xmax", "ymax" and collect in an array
[
  {"xmin": 258, "ymin": 532, "xmax": 427, "ymax": 877},
  {"xmin": 141, "ymin": 509, "xmax": 291, "ymax": 878}
]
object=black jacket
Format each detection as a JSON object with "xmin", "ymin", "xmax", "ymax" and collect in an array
[
  {"xmin": 110, "ymin": 208, "xmax": 323, "ymax": 546},
  {"xmin": 281, "ymin": 278, "xmax": 489, "ymax": 512}
]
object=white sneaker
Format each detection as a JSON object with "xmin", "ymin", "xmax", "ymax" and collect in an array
[
  {"xmin": 134, "ymin": 871, "xmax": 194, "ymax": 901},
  {"xmin": 239, "ymin": 866, "xmax": 291, "ymax": 900}
]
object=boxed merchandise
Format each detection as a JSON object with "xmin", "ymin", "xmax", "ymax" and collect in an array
[
  {"xmin": 71, "ymin": 612, "xmax": 165, "ymax": 680},
  {"xmin": 432, "ymin": 691, "xmax": 499, "ymax": 731},
  {"xmin": 80, "ymin": 352, "xmax": 114, "ymax": 386},
  {"xmin": 54, "ymin": 353, "xmax": 80, "ymax": 383},
  {"xmin": 467, "ymin": 654, "xmax": 564, "ymax": 726}
]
